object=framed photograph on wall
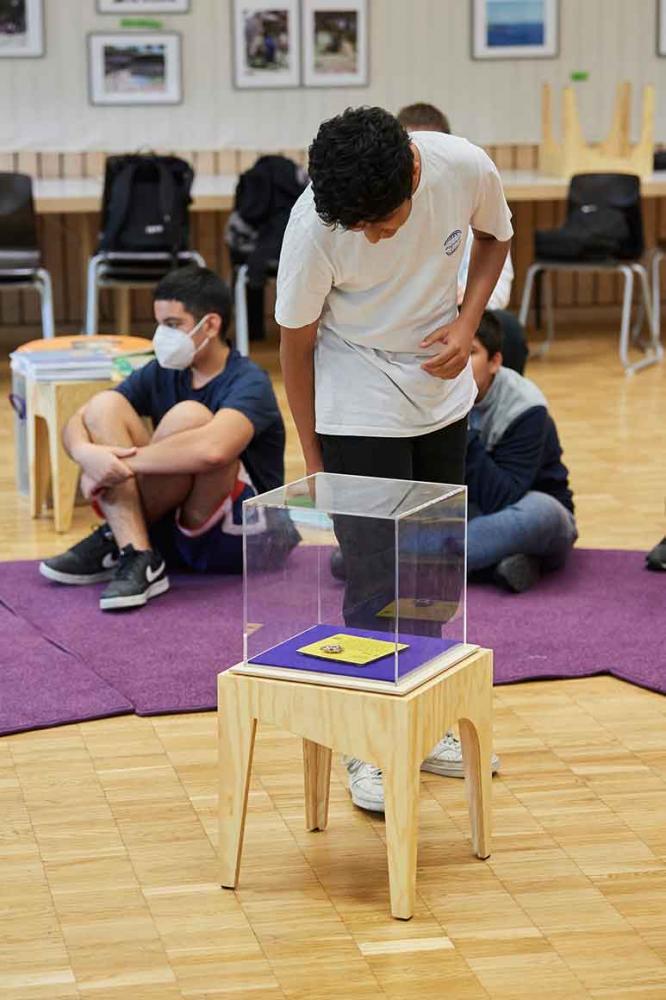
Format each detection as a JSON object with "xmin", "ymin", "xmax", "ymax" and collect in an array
[
  {"xmin": 658, "ymin": 0, "xmax": 666, "ymax": 55},
  {"xmin": 232, "ymin": 1, "xmax": 300, "ymax": 89},
  {"xmin": 88, "ymin": 32, "xmax": 182, "ymax": 105},
  {"xmin": 472, "ymin": 0, "xmax": 559, "ymax": 60},
  {"xmin": 97, "ymin": 1, "xmax": 190, "ymax": 12},
  {"xmin": 302, "ymin": 0, "xmax": 368, "ymax": 87},
  {"xmin": 0, "ymin": 0, "xmax": 44, "ymax": 58}
]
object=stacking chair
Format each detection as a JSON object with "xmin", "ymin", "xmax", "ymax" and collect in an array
[
  {"xmin": 85, "ymin": 250, "xmax": 206, "ymax": 336},
  {"xmin": 0, "ymin": 173, "xmax": 55, "ymax": 339},
  {"xmin": 84, "ymin": 154, "xmax": 206, "ymax": 335},
  {"xmin": 518, "ymin": 173, "xmax": 662, "ymax": 375}
]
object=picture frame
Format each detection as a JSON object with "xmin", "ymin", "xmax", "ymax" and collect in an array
[
  {"xmin": 88, "ymin": 32, "xmax": 183, "ymax": 105},
  {"xmin": 472, "ymin": 0, "xmax": 559, "ymax": 60},
  {"xmin": 302, "ymin": 0, "xmax": 369, "ymax": 87},
  {"xmin": 96, "ymin": 0, "xmax": 190, "ymax": 12},
  {"xmin": 658, "ymin": 0, "xmax": 666, "ymax": 56},
  {"xmin": 232, "ymin": 1, "xmax": 301, "ymax": 89},
  {"xmin": 0, "ymin": 0, "xmax": 44, "ymax": 58}
]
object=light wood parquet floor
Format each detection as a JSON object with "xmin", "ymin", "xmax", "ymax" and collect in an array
[{"xmin": 1, "ymin": 324, "xmax": 666, "ymax": 1000}]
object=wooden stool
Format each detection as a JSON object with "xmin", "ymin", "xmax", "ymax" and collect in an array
[
  {"xmin": 22, "ymin": 335, "xmax": 151, "ymax": 533},
  {"xmin": 218, "ymin": 647, "xmax": 493, "ymax": 920}
]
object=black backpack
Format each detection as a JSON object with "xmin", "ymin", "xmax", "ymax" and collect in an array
[
  {"xmin": 97, "ymin": 154, "xmax": 194, "ymax": 256},
  {"xmin": 535, "ymin": 173, "xmax": 642, "ymax": 262},
  {"xmin": 225, "ymin": 155, "xmax": 307, "ymax": 285}
]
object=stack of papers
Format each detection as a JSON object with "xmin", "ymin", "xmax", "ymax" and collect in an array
[{"xmin": 10, "ymin": 342, "xmax": 153, "ymax": 383}]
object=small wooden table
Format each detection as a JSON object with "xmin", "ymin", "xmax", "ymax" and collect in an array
[
  {"xmin": 218, "ymin": 647, "xmax": 494, "ymax": 920},
  {"xmin": 22, "ymin": 335, "xmax": 152, "ymax": 532}
]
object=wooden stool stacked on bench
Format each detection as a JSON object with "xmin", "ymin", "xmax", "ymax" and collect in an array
[{"xmin": 218, "ymin": 646, "xmax": 493, "ymax": 920}]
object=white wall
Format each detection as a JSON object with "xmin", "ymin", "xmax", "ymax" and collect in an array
[{"xmin": 1, "ymin": 0, "xmax": 665, "ymax": 153}]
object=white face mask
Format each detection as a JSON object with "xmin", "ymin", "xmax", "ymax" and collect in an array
[{"xmin": 153, "ymin": 315, "xmax": 209, "ymax": 370}]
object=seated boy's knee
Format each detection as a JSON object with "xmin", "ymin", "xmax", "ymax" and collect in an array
[
  {"xmin": 152, "ymin": 401, "xmax": 214, "ymax": 441},
  {"xmin": 83, "ymin": 390, "xmax": 133, "ymax": 434}
]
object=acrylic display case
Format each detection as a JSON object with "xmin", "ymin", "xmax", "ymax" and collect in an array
[{"xmin": 233, "ymin": 472, "xmax": 476, "ymax": 694}]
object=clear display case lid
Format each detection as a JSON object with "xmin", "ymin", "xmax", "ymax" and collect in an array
[{"xmin": 243, "ymin": 472, "xmax": 465, "ymax": 520}]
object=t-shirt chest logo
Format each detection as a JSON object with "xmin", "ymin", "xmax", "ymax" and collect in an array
[{"xmin": 444, "ymin": 229, "xmax": 463, "ymax": 256}]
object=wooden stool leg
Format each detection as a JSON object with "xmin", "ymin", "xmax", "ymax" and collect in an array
[
  {"xmin": 51, "ymin": 384, "xmax": 98, "ymax": 533},
  {"xmin": 48, "ymin": 431, "xmax": 80, "ymax": 533},
  {"xmin": 303, "ymin": 740, "xmax": 332, "ymax": 832},
  {"xmin": 28, "ymin": 414, "xmax": 51, "ymax": 519},
  {"xmin": 218, "ymin": 676, "xmax": 257, "ymax": 890},
  {"xmin": 383, "ymin": 753, "xmax": 421, "ymax": 920},
  {"xmin": 459, "ymin": 715, "xmax": 492, "ymax": 860}
]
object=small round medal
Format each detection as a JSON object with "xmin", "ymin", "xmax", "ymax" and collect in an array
[{"xmin": 321, "ymin": 643, "xmax": 344, "ymax": 654}]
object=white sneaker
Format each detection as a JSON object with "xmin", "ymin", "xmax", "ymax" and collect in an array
[
  {"xmin": 421, "ymin": 731, "xmax": 500, "ymax": 778},
  {"xmin": 345, "ymin": 757, "xmax": 385, "ymax": 812}
]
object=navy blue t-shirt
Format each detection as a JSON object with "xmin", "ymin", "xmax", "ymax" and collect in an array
[{"xmin": 114, "ymin": 350, "xmax": 285, "ymax": 495}]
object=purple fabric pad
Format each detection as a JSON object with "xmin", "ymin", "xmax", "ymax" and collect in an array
[
  {"xmin": 249, "ymin": 624, "xmax": 458, "ymax": 682},
  {"xmin": 0, "ymin": 604, "xmax": 131, "ymax": 736},
  {"xmin": 0, "ymin": 547, "xmax": 664, "ymax": 737}
]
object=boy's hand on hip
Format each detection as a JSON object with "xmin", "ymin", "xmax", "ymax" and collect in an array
[{"xmin": 420, "ymin": 317, "xmax": 475, "ymax": 380}]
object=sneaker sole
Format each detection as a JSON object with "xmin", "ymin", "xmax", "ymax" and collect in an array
[
  {"xmin": 40, "ymin": 562, "xmax": 116, "ymax": 586},
  {"xmin": 99, "ymin": 576, "xmax": 170, "ymax": 611},
  {"xmin": 421, "ymin": 756, "xmax": 501, "ymax": 778}
]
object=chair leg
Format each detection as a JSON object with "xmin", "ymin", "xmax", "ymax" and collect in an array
[
  {"xmin": 626, "ymin": 264, "xmax": 663, "ymax": 373},
  {"xmin": 630, "ymin": 298, "xmax": 645, "ymax": 345},
  {"xmin": 518, "ymin": 263, "xmax": 540, "ymax": 328},
  {"xmin": 234, "ymin": 264, "xmax": 250, "ymax": 357},
  {"xmin": 218, "ymin": 675, "xmax": 257, "ymax": 890},
  {"xmin": 35, "ymin": 269, "xmax": 55, "ymax": 339},
  {"xmin": 618, "ymin": 265, "xmax": 635, "ymax": 373},
  {"xmin": 542, "ymin": 270, "xmax": 556, "ymax": 354},
  {"xmin": 85, "ymin": 255, "xmax": 102, "ymax": 336},
  {"xmin": 651, "ymin": 250, "xmax": 664, "ymax": 352},
  {"xmin": 459, "ymin": 716, "xmax": 493, "ymax": 860},
  {"xmin": 303, "ymin": 739, "xmax": 332, "ymax": 832},
  {"xmin": 383, "ymin": 751, "xmax": 421, "ymax": 920}
]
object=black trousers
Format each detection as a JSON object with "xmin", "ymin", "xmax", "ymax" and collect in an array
[
  {"xmin": 320, "ymin": 418, "xmax": 467, "ymax": 485},
  {"xmin": 320, "ymin": 419, "xmax": 467, "ymax": 633}
]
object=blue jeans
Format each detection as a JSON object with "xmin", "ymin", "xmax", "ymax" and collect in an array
[{"xmin": 467, "ymin": 491, "xmax": 578, "ymax": 573}]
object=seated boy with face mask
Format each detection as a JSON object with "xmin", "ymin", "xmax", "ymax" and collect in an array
[{"xmin": 41, "ymin": 265, "xmax": 290, "ymax": 611}]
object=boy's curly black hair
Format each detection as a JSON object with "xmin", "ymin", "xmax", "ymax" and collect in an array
[{"xmin": 308, "ymin": 106, "xmax": 414, "ymax": 228}]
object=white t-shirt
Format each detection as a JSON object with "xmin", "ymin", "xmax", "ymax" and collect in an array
[{"xmin": 275, "ymin": 131, "xmax": 513, "ymax": 437}]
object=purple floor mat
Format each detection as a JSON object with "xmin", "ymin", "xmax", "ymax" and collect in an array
[
  {"xmin": 0, "ymin": 548, "xmax": 664, "ymax": 737},
  {"xmin": 0, "ymin": 605, "xmax": 131, "ymax": 735},
  {"xmin": 469, "ymin": 548, "xmax": 666, "ymax": 692}
]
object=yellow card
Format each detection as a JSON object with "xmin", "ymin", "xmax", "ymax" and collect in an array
[
  {"xmin": 297, "ymin": 633, "xmax": 408, "ymax": 666},
  {"xmin": 377, "ymin": 598, "xmax": 459, "ymax": 622}
]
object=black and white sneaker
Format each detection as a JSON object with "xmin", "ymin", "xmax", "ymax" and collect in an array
[
  {"xmin": 40, "ymin": 524, "xmax": 119, "ymax": 585},
  {"xmin": 646, "ymin": 537, "xmax": 666, "ymax": 572},
  {"xmin": 99, "ymin": 545, "xmax": 169, "ymax": 611}
]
